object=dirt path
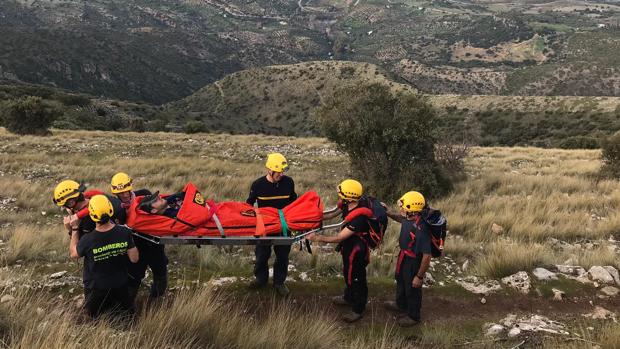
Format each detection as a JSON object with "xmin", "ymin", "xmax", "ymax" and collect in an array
[{"xmin": 227, "ymin": 285, "xmax": 620, "ymax": 328}]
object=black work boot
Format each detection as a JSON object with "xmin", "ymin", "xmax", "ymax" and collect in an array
[
  {"xmin": 274, "ymin": 284, "xmax": 290, "ymax": 297},
  {"xmin": 248, "ymin": 279, "xmax": 267, "ymax": 289},
  {"xmin": 342, "ymin": 310, "xmax": 363, "ymax": 323},
  {"xmin": 397, "ymin": 316, "xmax": 420, "ymax": 327}
]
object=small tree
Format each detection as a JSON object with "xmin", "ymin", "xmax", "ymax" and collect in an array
[
  {"xmin": 184, "ymin": 120, "xmax": 206, "ymax": 134},
  {"xmin": 600, "ymin": 131, "xmax": 620, "ymax": 179},
  {"xmin": 315, "ymin": 83, "xmax": 452, "ymax": 200},
  {"xmin": 1, "ymin": 96, "xmax": 61, "ymax": 135}
]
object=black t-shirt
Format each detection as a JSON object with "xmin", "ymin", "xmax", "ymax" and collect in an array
[
  {"xmin": 340, "ymin": 208, "xmax": 370, "ymax": 250},
  {"xmin": 78, "ymin": 195, "xmax": 126, "ymax": 236},
  {"xmin": 399, "ymin": 217, "xmax": 431, "ymax": 258},
  {"xmin": 77, "ymin": 225, "xmax": 135, "ymax": 289},
  {"xmin": 246, "ymin": 176, "xmax": 297, "ymax": 209}
]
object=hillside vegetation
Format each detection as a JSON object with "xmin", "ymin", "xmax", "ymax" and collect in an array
[
  {"xmin": 167, "ymin": 61, "xmax": 620, "ymax": 147},
  {"xmin": 1, "ymin": 0, "xmax": 619, "ymax": 103},
  {"xmin": 168, "ymin": 61, "xmax": 414, "ymax": 135}
]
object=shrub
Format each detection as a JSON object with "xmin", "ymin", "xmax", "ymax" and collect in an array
[
  {"xmin": 315, "ymin": 82, "xmax": 452, "ymax": 200},
  {"xmin": 54, "ymin": 93, "xmax": 91, "ymax": 107},
  {"xmin": 184, "ymin": 120, "xmax": 206, "ymax": 134},
  {"xmin": 558, "ymin": 136, "xmax": 599, "ymax": 149},
  {"xmin": 600, "ymin": 131, "xmax": 620, "ymax": 178},
  {"xmin": 0, "ymin": 96, "xmax": 61, "ymax": 135},
  {"xmin": 128, "ymin": 117, "xmax": 146, "ymax": 132},
  {"xmin": 146, "ymin": 119, "xmax": 169, "ymax": 132}
]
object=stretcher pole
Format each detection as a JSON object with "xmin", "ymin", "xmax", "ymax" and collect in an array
[{"xmin": 131, "ymin": 221, "xmax": 343, "ymax": 246}]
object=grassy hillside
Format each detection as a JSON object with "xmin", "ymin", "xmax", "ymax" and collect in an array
[
  {"xmin": 167, "ymin": 61, "xmax": 414, "ymax": 135},
  {"xmin": 1, "ymin": 129, "xmax": 620, "ymax": 348},
  {"xmin": 167, "ymin": 61, "xmax": 620, "ymax": 146}
]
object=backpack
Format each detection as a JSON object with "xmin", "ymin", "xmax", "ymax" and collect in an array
[
  {"xmin": 423, "ymin": 208, "xmax": 447, "ymax": 258},
  {"xmin": 344, "ymin": 196, "xmax": 389, "ymax": 249}
]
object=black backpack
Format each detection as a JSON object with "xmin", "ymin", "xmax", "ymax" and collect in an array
[
  {"xmin": 345, "ymin": 196, "xmax": 388, "ymax": 249},
  {"xmin": 423, "ymin": 208, "xmax": 447, "ymax": 258}
]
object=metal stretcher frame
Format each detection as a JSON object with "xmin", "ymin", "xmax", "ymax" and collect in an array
[{"xmin": 132, "ymin": 221, "xmax": 343, "ymax": 246}]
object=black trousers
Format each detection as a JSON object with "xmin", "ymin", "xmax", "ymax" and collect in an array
[
  {"xmin": 254, "ymin": 244, "xmax": 291, "ymax": 285},
  {"xmin": 127, "ymin": 238, "xmax": 168, "ymax": 300},
  {"xmin": 341, "ymin": 241, "xmax": 368, "ymax": 314},
  {"xmin": 84, "ymin": 286, "xmax": 135, "ymax": 320},
  {"xmin": 396, "ymin": 255, "xmax": 423, "ymax": 321}
]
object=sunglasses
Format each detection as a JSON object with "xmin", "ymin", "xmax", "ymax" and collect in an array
[{"xmin": 111, "ymin": 182, "xmax": 132, "ymax": 191}]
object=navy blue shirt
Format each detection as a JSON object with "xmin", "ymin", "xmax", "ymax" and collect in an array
[
  {"xmin": 399, "ymin": 216, "xmax": 432, "ymax": 257},
  {"xmin": 163, "ymin": 192, "xmax": 185, "ymax": 218},
  {"xmin": 246, "ymin": 176, "xmax": 297, "ymax": 209}
]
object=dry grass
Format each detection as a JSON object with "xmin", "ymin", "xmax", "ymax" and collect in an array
[
  {"xmin": 542, "ymin": 322, "xmax": 620, "ymax": 349},
  {"xmin": 473, "ymin": 241, "xmax": 553, "ymax": 278},
  {"xmin": 1, "ymin": 129, "xmax": 620, "ymax": 346},
  {"xmin": 3, "ymin": 226, "xmax": 68, "ymax": 265},
  {"xmin": 0, "ymin": 287, "xmax": 347, "ymax": 349}
]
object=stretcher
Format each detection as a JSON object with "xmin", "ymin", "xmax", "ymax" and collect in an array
[
  {"xmin": 131, "ymin": 221, "xmax": 342, "ymax": 247},
  {"xmin": 126, "ymin": 182, "xmax": 342, "ymax": 247}
]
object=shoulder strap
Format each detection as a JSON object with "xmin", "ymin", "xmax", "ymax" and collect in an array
[{"xmin": 344, "ymin": 207, "xmax": 373, "ymax": 223}]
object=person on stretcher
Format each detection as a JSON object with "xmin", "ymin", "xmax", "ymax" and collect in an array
[{"xmin": 138, "ymin": 191, "xmax": 186, "ymax": 218}]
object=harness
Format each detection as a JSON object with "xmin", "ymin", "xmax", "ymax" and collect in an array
[
  {"xmin": 396, "ymin": 215, "xmax": 421, "ymax": 276},
  {"xmin": 343, "ymin": 206, "xmax": 373, "ymax": 249},
  {"xmin": 340, "ymin": 207, "xmax": 372, "ymax": 285}
]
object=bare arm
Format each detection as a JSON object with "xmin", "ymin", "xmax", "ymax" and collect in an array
[
  {"xmin": 127, "ymin": 247, "xmax": 139, "ymax": 263},
  {"xmin": 380, "ymin": 202, "xmax": 403, "ymax": 223},
  {"xmin": 386, "ymin": 210, "xmax": 403, "ymax": 223},
  {"xmin": 309, "ymin": 227, "xmax": 355, "ymax": 244},
  {"xmin": 412, "ymin": 254, "xmax": 432, "ymax": 288},
  {"xmin": 322, "ymin": 207, "xmax": 342, "ymax": 221},
  {"xmin": 69, "ymin": 231, "xmax": 80, "ymax": 259}
]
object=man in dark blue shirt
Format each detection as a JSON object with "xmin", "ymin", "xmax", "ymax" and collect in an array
[
  {"xmin": 246, "ymin": 153, "xmax": 297, "ymax": 297},
  {"xmin": 385, "ymin": 191, "xmax": 432, "ymax": 327}
]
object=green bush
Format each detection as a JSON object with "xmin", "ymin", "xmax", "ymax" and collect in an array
[
  {"xmin": 315, "ymin": 82, "xmax": 452, "ymax": 201},
  {"xmin": 0, "ymin": 96, "xmax": 61, "ymax": 135},
  {"xmin": 127, "ymin": 117, "xmax": 146, "ymax": 132},
  {"xmin": 184, "ymin": 120, "xmax": 206, "ymax": 134},
  {"xmin": 600, "ymin": 132, "xmax": 620, "ymax": 179},
  {"xmin": 558, "ymin": 136, "xmax": 599, "ymax": 149}
]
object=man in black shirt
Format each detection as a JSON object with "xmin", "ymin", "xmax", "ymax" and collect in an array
[
  {"xmin": 246, "ymin": 153, "xmax": 297, "ymax": 297},
  {"xmin": 52, "ymin": 180, "xmax": 126, "ymax": 237},
  {"xmin": 309, "ymin": 179, "xmax": 370, "ymax": 323},
  {"xmin": 384, "ymin": 191, "xmax": 432, "ymax": 327},
  {"xmin": 110, "ymin": 172, "xmax": 168, "ymax": 302},
  {"xmin": 69, "ymin": 195, "xmax": 139, "ymax": 320}
]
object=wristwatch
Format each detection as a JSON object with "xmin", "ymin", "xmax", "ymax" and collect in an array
[{"xmin": 416, "ymin": 274, "xmax": 424, "ymax": 279}]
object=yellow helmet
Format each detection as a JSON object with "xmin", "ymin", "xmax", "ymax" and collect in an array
[
  {"xmin": 398, "ymin": 191, "xmax": 426, "ymax": 214},
  {"xmin": 53, "ymin": 180, "xmax": 81, "ymax": 207},
  {"xmin": 111, "ymin": 172, "xmax": 133, "ymax": 194},
  {"xmin": 88, "ymin": 195, "xmax": 114, "ymax": 223},
  {"xmin": 265, "ymin": 153, "xmax": 289, "ymax": 173},
  {"xmin": 337, "ymin": 179, "xmax": 363, "ymax": 200}
]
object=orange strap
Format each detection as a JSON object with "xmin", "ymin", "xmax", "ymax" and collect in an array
[{"xmin": 254, "ymin": 208, "xmax": 266, "ymax": 237}]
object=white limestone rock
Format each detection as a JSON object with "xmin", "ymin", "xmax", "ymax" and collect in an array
[
  {"xmin": 501, "ymin": 271, "xmax": 531, "ymax": 294},
  {"xmin": 588, "ymin": 266, "xmax": 615, "ymax": 284},
  {"xmin": 532, "ymin": 268, "xmax": 558, "ymax": 281}
]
